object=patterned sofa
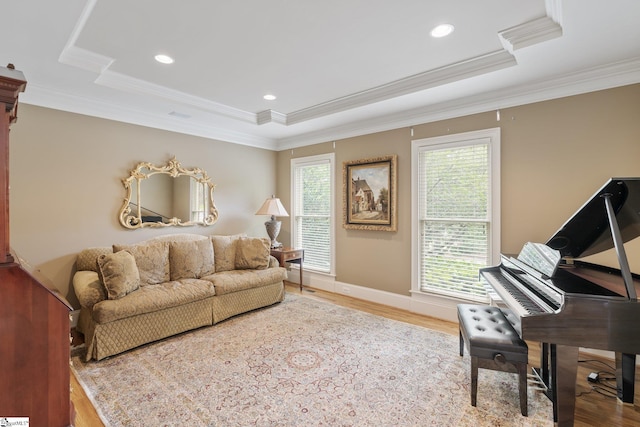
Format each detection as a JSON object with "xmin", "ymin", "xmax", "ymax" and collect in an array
[{"xmin": 73, "ymin": 233, "xmax": 287, "ymax": 361}]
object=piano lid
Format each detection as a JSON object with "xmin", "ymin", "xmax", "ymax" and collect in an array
[{"xmin": 546, "ymin": 178, "xmax": 640, "ymax": 258}]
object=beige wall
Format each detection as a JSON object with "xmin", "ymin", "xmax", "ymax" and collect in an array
[
  {"xmin": 9, "ymin": 84, "xmax": 640, "ymax": 309},
  {"xmin": 276, "ymin": 84, "xmax": 640, "ymax": 296},
  {"xmin": 9, "ymin": 105, "xmax": 278, "ymax": 308}
]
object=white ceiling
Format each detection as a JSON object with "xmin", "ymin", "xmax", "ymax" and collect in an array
[{"xmin": 4, "ymin": 0, "xmax": 640, "ymax": 150}]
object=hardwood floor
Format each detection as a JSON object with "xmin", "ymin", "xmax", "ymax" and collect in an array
[
  {"xmin": 70, "ymin": 282, "xmax": 640, "ymax": 426},
  {"xmin": 70, "ymin": 371, "xmax": 103, "ymax": 427}
]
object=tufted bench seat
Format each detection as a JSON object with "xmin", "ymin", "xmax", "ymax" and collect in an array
[{"xmin": 457, "ymin": 304, "xmax": 529, "ymax": 416}]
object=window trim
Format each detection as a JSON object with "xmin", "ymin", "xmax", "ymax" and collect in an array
[
  {"xmin": 411, "ymin": 127, "xmax": 501, "ymax": 299},
  {"xmin": 290, "ymin": 153, "xmax": 336, "ymax": 276}
]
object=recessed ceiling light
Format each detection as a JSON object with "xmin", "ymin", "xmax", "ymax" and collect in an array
[
  {"xmin": 263, "ymin": 94, "xmax": 277, "ymax": 101},
  {"xmin": 430, "ymin": 24, "xmax": 455, "ymax": 38},
  {"xmin": 154, "ymin": 54, "xmax": 174, "ymax": 64}
]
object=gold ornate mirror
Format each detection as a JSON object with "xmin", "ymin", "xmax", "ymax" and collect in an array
[{"xmin": 119, "ymin": 157, "xmax": 219, "ymax": 229}]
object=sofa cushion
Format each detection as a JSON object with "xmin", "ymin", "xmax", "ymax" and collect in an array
[
  {"xmin": 92, "ymin": 278, "xmax": 216, "ymax": 324},
  {"xmin": 113, "ymin": 241, "xmax": 170, "ymax": 285},
  {"xmin": 73, "ymin": 271, "xmax": 107, "ymax": 308},
  {"xmin": 211, "ymin": 234, "xmax": 244, "ymax": 272},
  {"xmin": 169, "ymin": 239, "xmax": 215, "ymax": 280},
  {"xmin": 97, "ymin": 250, "xmax": 141, "ymax": 300},
  {"xmin": 203, "ymin": 267, "xmax": 287, "ymax": 296},
  {"xmin": 235, "ymin": 237, "xmax": 270, "ymax": 270},
  {"xmin": 77, "ymin": 247, "xmax": 113, "ymax": 272}
]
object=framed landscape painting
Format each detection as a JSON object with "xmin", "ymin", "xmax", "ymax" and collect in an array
[{"xmin": 343, "ymin": 155, "xmax": 397, "ymax": 231}]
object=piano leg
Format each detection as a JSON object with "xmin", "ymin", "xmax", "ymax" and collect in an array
[
  {"xmin": 541, "ymin": 343, "xmax": 550, "ymax": 388},
  {"xmin": 533, "ymin": 343, "xmax": 556, "ymax": 420},
  {"xmin": 553, "ymin": 344, "xmax": 579, "ymax": 427},
  {"xmin": 615, "ymin": 352, "xmax": 636, "ymax": 403}
]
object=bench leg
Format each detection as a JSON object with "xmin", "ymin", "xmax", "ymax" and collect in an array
[
  {"xmin": 459, "ymin": 330, "xmax": 464, "ymax": 356},
  {"xmin": 518, "ymin": 362, "xmax": 528, "ymax": 416},
  {"xmin": 471, "ymin": 356, "xmax": 478, "ymax": 407}
]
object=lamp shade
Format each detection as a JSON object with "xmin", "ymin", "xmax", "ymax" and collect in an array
[
  {"xmin": 256, "ymin": 196, "xmax": 289, "ymax": 248},
  {"xmin": 255, "ymin": 196, "xmax": 289, "ymax": 217}
]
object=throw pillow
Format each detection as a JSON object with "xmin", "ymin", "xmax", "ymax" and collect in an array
[
  {"xmin": 77, "ymin": 247, "xmax": 114, "ymax": 272},
  {"xmin": 113, "ymin": 241, "xmax": 170, "ymax": 285},
  {"xmin": 211, "ymin": 234, "xmax": 245, "ymax": 272},
  {"xmin": 235, "ymin": 237, "xmax": 271, "ymax": 270},
  {"xmin": 169, "ymin": 239, "xmax": 215, "ymax": 280},
  {"xmin": 96, "ymin": 250, "xmax": 140, "ymax": 300}
]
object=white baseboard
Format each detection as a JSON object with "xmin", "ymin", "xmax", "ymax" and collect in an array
[
  {"xmin": 286, "ymin": 269, "xmax": 460, "ymax": 322},
  {"xmin": 408, "ymin": 293, "xmax": 461, "ymax": 323}
]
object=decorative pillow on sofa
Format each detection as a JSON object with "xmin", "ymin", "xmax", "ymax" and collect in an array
[
  {"xmin": 211, "ymin": 234, "xmax": 245, "ymax": 272},
  {"xmin": 235, "ymin": 237, "xmax": 271, "ymax": 270},
  {"xmin": 169, "ymin": 239, "xmax": 215, "ymax": 280},
  {"xmin": 96, "ymin": 250, "xmax": 140, "ymax": 300},
  {"xmin": 113, "ymin": 241, "xmax": 170, "ymax": 285},
  {"xmin": 77, "ymin": 247, "xmax": 114, "ymax": 272}
]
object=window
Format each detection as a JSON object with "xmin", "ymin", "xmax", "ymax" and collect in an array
[
  {"xmin": 190, "ymin": 178, "xmax": 206, "ymax": 222},
  {"xmin": 412, "ymin": 128, "xmax": 500, "ymax": 300},
  {"xmin": 291, "ymin": 154, "xmax": 335, "ymax": 274}
]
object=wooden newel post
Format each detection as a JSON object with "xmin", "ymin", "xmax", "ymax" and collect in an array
[
  {"xmin": 0, "ymin": 63, "xmax": 74, "ymax": 426},
  {"xmin": 0, "ymin": 63, "xmax": 27, "ymax": 264}
]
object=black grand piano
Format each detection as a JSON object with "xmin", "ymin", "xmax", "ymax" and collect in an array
[{"xmin": 480, "ymin": 178, "xmax": 640, "ymax": 427}]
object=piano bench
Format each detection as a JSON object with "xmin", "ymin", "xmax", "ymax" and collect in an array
[{"xmin": 457, "ymin": 304, "xmax": 529, "ymax": 416}]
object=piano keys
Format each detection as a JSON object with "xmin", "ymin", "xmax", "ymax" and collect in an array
[{"xmin": 481, "ymin": 178, "xmax": 640, "ymax": 427}]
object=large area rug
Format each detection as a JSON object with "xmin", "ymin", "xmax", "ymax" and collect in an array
[{"xmin": 71, "ymin": 293, "xmax": 553, "ymax": 426}]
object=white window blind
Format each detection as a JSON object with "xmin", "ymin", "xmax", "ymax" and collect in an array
[
  {"xmin": 291, "ymin": 154, "xmax": 334, "ymax": 274},
  {"xmin": 190, "ymin": 178, "xmax": 206, "ymax": 222},
  {"xmin": 413, "ymin": 129, "xmax": 500, "ymax": 300}
]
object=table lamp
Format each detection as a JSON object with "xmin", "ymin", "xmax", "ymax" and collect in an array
[{"xmin": 255, "ymin": 195, "xmax": 289, "ymax": 248}]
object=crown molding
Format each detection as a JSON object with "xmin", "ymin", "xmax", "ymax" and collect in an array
[
  {"xmin": 257, "ymin": 50, "xmax": 517, "ymax": 126},
  {"xmin": 275, "ymin": 57, "xmax": 640, "ymax": 150},
  {"xmin": 545, "ymin": 0, "xmax": 563, "ymax": 26},
  {"xmin": 280, "ymin": 10, "xmax": 564, "ymax": 126},
  {"xmin": 58, "ymin": 45, "xmax": 113, "ymax": 74},
  {"xmin": 257, "ymin": 109, "xmax": 287, "ymax": 125},
  {"xmin": 499, "ymin": 16, "xmax": 563, "ymax": 53},
  {"xmin": 57, "ymin": 0, "xmax": 103, "ymax": 71},
  {"xmin": 20, "ymin": 57, "xmax": 640, "ymax": 153},
  {"xmin": 283, "ymin": 50, "xmax": 517, "ymax": 126},
  {"xmin": 62, "ymin": 43, "xmax": 516, "ymax": 128},
  {"xmin": 21, "ymin": 83, "xmax": 277, "ymax": 150},
  {"xmin": 58, "ymin": 42, "xmax": 257, "ymax": 124},
  {"xmin": 94, "ymin": 70, "xmax": 257, "ymax": 123}
]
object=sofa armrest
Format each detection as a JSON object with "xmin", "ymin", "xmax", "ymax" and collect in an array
[
  {"xmin": 268, "ymin": 255, "xmax": 280, "ymax": 268},
  {"xmin": 73, "ymin": 270, "xmax": 107, "ymax": 309}
]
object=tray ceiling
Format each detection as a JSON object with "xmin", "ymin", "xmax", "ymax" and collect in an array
[{"xmin": 3, "ymin": 0, "xmax": 640, "ymax": 150}]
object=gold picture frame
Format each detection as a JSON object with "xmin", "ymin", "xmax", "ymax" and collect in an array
[
  {"xmin": 118, "ymin": 157, "xmax": 218, "ymax": 229},
  {"xmin": 343, "ymin": 155, "xmax": 397, "ymax": 231}
]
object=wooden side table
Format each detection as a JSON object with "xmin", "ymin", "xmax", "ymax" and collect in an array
[{"xmin": 270, "ymin": 247, "xmax": 304, "ymax": 291}]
